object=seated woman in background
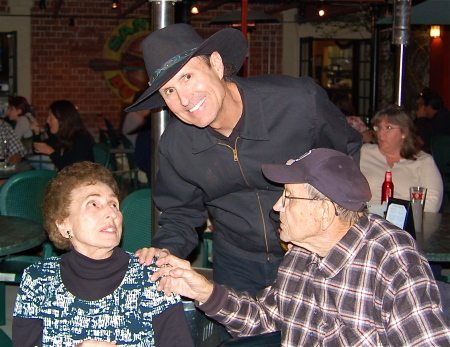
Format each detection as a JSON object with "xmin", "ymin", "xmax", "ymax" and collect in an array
[
  {"xmin": 6, "ymin": 96, "xmax": 36, "ymax": 153},
  {"xmin": 31, "ymin": 100, "xmax": 94, "ymax": 171},
  {"xmin": 13, "ymin": 161, "xmax": 194, "ymax": 347},
  {"xmin": 360, "ymin": 105, "xmax": 443, "ymax": 213}
]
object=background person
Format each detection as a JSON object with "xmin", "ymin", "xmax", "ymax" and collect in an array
[
  {"xmin": 31, "ymin": 100, "xmax": 95, "ymax": 171},
  {"xmin": 332, "ymin": 92, "xmax": 374, "ymax": 143},
  {"xmin": 0, "ymin": 118, "xmax": 26, "ymax": 164},
  {"xmin": 152, "ymin": 148, "xmax": 450, "ymax": 346},
  {"xmin": 6, "ymin": 96, "xmax": 36, "ymax": 153},
  {"xmin": 121, "ymin": 91, "xmax": 150, "ymax": 147},
  {"xmin": 415, "ymin": 88, "xmax": 450, "ymax": 153},
  {"xmin": 13, "ymin": 161, "xmax": 193, "ymax": 347},
  {"xmin": 127, "ymin": 23, "xmax": 362, "ymax": 299},
  {"xmin": 360, "ymin": 105, "xmax": 443, "ymax": 212}
]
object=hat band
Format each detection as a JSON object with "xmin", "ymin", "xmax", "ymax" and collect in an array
[{"xmin": 148, "ymin": 47, "xmax": 198, "ymax": 86}]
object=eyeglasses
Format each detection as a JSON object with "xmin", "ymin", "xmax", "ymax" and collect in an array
[
  {"xmin": 281, "ymin": 190, "xmax": 318, "ymax": 207},
  {"xmin": 281, "ymin": 190, "xmax": 339, "ymax": 216},
  {"xmin": 373, "ymin": 125, "xmax": 400, "ymax": 132}
]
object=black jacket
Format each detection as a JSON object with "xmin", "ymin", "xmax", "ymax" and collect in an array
[{"xmin": 153, "ymin": 74, "xmax": 362, "ymax": 264}]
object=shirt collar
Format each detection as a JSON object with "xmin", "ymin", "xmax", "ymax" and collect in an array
[{"xmin": 318, "ymin": 213, "xmax": 371, "ymax": 278}]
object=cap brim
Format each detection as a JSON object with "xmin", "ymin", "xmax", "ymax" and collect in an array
[
  {"xmin": 262, "ymin": 164, "xmax": 309, "ymax": 185},
  {"xmin": 125, "ymin": 28, "xmax": 247, "ymax": 112}
]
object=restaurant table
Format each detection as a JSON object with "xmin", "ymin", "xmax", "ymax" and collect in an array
[
  {"xmin": 0, "ymin": 215, "xmax": 47, "ymax": 325},
  {"xmin": 0, "ymin": 162, "xmax": 35, "ymax": 180},
  {"xmin": 416, "ymin": 212, "xmax": 450, "ymax": 262},
  {"xmin": 0, "ymin": 215, "xmax": 47, "ymax": 257}
]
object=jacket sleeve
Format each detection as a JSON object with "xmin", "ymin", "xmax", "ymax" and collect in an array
[
  {"xmin": 152, "ymin": 145, "xmax": 208, "ymax": 258},
  {"xmin": 308, "ymin": 79, "xmax": 363, "ymax": 162},
  {"xmin": 420, "ymin": 154, "xmax": 444, "ymax": 213}
]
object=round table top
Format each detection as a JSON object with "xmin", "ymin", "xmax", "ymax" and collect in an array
[
  {"xmin": 0, "ymin": 215, "xmax": 47, "ymax": 257},
  {"xmin": 0, "ymin": 162, "xmax": 35, "ymax": 180}
]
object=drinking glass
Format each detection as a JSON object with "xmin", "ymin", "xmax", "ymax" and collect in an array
[{"xmin": 410, "ymin": 186, "xmax": 427, "ymax": 233}]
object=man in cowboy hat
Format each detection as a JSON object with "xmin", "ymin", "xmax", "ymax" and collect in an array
[
  {"xmin": 129, "ymin": 24, "xmax": 362, "ymax": 297},
  {"xmin": 151, "ymin": 148, "xmax": 450, "ymax": 346}
]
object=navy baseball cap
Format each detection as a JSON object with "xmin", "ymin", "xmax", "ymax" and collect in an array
[{"xmin": 262, "ymin": 148, "xmax": 371, "ymax": 212}]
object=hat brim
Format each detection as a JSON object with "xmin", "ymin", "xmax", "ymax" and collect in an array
[
  {"xmin": 125, "ymin": 28, "xmax": 247, "ymax": 112},
  {"xmin": 262, "ymin": 164, "xmax": 309, "ymax": 185}
]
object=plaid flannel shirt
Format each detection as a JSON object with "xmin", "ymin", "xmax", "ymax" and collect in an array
[
  {"xmin": 0, "ymin": 121, "xmax": 27, "ymax": 160},
  {"xmin": 203, "ymin": 213, "xmax": 450, "ymax": 346}
]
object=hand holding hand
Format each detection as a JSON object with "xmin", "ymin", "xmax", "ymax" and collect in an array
[
  {"xmin": 33, "ymin": 142, "xmax": 55, "ymax": 155},
  {"xmin": 151, "ymin": 254, "xmax": 214, "ymax": 303}
]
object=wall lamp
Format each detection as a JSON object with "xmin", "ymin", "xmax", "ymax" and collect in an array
[
  {"xmin": 430, "ymin": 25, "xmax": 441, "ymax": 38},
  {"xmin": 191, "ymin": 5, "xmax": 199, "ymax": 15},
  {"xmin": 111, "ymin": 0, "xmax": 119, "ymax": 9}
]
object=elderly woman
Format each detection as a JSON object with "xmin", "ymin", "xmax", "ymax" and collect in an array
[
  {"xmin": 360, "ymin": 105, "xmax": 443, "ymax": 213},
  {"xmin": 31, "ymin": 100, "xmax": 95, "ymax": 171},
  {"xmin": 13, "ymin": 161, "xmax": 194, "ymax": 347}
]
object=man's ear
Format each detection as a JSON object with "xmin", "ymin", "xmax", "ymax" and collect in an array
[
  {"xmin": 209, "ymin": 52, "xmax": 224, "ymax": 79},
  {"xmin": 320, "ymin": 200, "xmax": 334, "ymax": 230}
]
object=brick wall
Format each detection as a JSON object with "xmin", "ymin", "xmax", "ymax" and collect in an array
[{"xmin": 0, "ymin": 0, "xmax": 283, "ymax": 140}]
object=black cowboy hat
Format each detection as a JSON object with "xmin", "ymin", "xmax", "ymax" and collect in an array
[{"xmin": 125, "ymin": 23, "xmax": 247, "ymax": 112}]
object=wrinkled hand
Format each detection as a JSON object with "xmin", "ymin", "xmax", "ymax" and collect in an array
[
  {"xmin": 135, "ymin": 247, "xmax": 170, "ymax": 266},
  {"xmin": 75, "ymin": 340, "xmax": 116, "ymax": 346},
  {"xmin": 33, "ymin": 142, "xmax": 55, "ymax": 155},
  {"xmin": 151, "ymin": 254, "xmax": 214, "ymax": 303}
]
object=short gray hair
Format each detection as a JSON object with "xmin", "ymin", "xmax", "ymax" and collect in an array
[{"xmin": 304, "ymin": 184, "xmax": 362, "ymax": 224}]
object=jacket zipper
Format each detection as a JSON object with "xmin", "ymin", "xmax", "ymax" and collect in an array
[{"xmin": 218, "ymin": 137, "xmax": 271, "ymax": 258}]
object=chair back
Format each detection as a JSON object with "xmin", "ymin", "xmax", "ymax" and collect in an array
[
  {"xmin": 0, "ymin": 170, "xmax": 57, "ymax": 224},
  {"xmin": 120, "ymin": 188, "xmax": 152, "ymax": 253},
  {"xmin": 431, "ymin": 135, "xmax": 450, "ymax": 196},
  {"xmin": 93, "ymin": 142, "xmax": 111, "ymax": 168}
]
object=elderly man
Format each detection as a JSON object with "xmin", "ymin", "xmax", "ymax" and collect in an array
[
  {"xmin": 152, "ymin": 148, "xmax": 450, "ymax": 346},
  {"xmin": 128, "ymin": 23, "xmax": 362, "ymax": 297}
]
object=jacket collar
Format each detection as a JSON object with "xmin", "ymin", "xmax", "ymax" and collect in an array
[{"xmin": 191, "ymin": 76, "xmax": 269, "ymax": 154}]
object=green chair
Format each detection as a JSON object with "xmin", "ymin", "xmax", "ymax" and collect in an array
[
  {"xmin": 0, "ymin": 169, "xmax": 59, "ymax": 325},
  {"xmin": 118, "ymin": 135, "xmax": 141, "ymax": 192},
  {"xmin": 0, "ymin": 170, "xmax": 57, "ymax": 224},
  {"xmin": 93, "ymin": 142, "xmax": 112, "ymax": 169},
  {"xmin": 431, "ymin": 135, "xmax": 450, "ymax": 200},
  {"xmin": 120, "ymin": 188, "xmax": 152, "ymax": 253},
  {"xmin": 0, "ymin": 328, "xmax": 11, "ymax": 346}
]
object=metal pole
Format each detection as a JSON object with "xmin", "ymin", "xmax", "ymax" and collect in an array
[
  {"xmin": 392, "ymin": 0, "xmax": 411, "ymax": 106},
  {"xmin": 148, "ymin": 0, "xmax": 181, "ymax": 237},
  {"xmin": 369, "ymin": 5, "xmax": 380, "ymax": 117}
]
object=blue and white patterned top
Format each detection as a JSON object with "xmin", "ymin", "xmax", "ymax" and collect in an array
[{"xmin": 14, "ymin": 253, "xmax": 181, "ymax": 346}]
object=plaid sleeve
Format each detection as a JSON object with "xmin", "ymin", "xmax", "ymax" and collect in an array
[
  {"xmin": 385, "ymin": 264, "xmax": 450, "ymax": 345},
  {"xmin": 209, "ymin": 285, "xmax": 282, "ymax": 338},
  {"xmin": 1, "ymin": 122, "xmax": 27, "ymax": 159}
]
